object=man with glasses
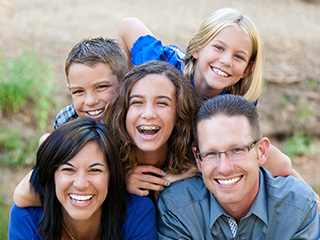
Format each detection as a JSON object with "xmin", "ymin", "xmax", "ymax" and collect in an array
[{"xmin": 157, "ymin": 94, "xmax": 319, "ymax": 239}]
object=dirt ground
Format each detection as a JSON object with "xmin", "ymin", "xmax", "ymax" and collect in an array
[{"xmin": 0, "ymin": 0, "xmax": 320, "ymax": 204}]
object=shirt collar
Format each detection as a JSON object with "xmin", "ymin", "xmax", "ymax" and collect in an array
[{"xmin": 208, "ymin": 167, "xmax": 268, "ymax": 228}]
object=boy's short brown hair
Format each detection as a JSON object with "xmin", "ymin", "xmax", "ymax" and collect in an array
[{"xmin": 65, "ymin": 37, "xmax": 128, "ymax": 83}]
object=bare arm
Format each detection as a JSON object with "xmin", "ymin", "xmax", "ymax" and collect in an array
[
  {"xmin": 262, "ymin": 143, "xmax": 292, "ymax": 177},
  {"xmin": 163, "ymin": 165, "xmax": 199, "ymax": 183},
  {"xmin": 13, "ymin": 170, "xmax": 41, "ymax": 207},
  {"xmin": 117, "ymin": 17, "xmax": 153, "ymax": 68}
]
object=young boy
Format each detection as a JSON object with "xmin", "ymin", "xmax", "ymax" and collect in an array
[
  {"xmin": 54, "ymin": 37, "xmax": 128, "ymax": 128},
  {"xmin": 14, "ymin": 37, "xmax": 128, "ymax": 206}
]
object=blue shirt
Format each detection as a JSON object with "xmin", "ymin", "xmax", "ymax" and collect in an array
[
  {"xmin": 157, "ymin": 168, "xmax": 319, "ymax": 239},
  {"xmin": 131, "ymin": 35, "xmax": 258, "ymax": 105},
  {"xmin": 54, "ymin": 103, "xmax": 78, "ymax": 129},
  {"xmin": 9, "ymin": 194, "xmax": 157, "ymax": 240}
]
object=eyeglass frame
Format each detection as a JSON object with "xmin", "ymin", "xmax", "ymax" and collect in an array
[{"xmin": 196, "ymin": 138, "xmax": 261, "ymax": 163}]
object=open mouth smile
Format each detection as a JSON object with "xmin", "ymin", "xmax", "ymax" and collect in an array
[
  {"xmin": 86, "ymin": 109, "xmax": 104, "ymax": 116},
  {"xmin": 216, "ymin": 176, "xmax": 242, "ymax": 186},
  {"xmin": 69, "ymin": 194, "xmax": 93, "ymax": 203},
  {"xmin": 137, "ymin": 126, "xmax": 161, "ymax": 136},
  {"xmin": 212, "ymin": 67, "xmax": 230, "ymax": 78}
]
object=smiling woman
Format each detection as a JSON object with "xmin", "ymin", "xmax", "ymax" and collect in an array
[{"xmin": 8, "ymin": 118, "xmax": 157, "ymax": 240}]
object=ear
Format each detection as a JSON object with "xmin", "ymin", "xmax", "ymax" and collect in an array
[
  {"xmin": 242, "ymin": 61, "xmax": 254, "ymax": 78},
  {"xmin": 67, "ymin": 84, "xmax": 71, "ymax": 93},
  {"xmin": 257, "ymin": 137, "xmax": 270, "ymax": 166},
  {"xmin": 192, "ymin": 51, "xmax": 199, "ymax": 60},
  {"xmin": 192, "ymin": 147, "xmax": 202, "ymax": 172}
]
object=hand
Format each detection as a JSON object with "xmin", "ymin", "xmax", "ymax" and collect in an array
[{"xmin": 126, "ymin": 165, "xmax": 170, "ymax": 196}]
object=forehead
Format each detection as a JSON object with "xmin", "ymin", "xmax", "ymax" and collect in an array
[
  {"xmin": 212, "ymin": 25, "xmax": 252, "ymax": 54},
  {"xmin": 197, "ymin": 115, "xmax": 252, "ymax": 150},
  {"xmin": 68, "ymin": 62, "xmax": 117, "ymax": 86},
  {"xmin": 68, "ymin": 141, "xmax": 106, "ymax": 165},
  {"xmin": 130, "ymin": 74, "xmax": 176, "ymax": 96}
]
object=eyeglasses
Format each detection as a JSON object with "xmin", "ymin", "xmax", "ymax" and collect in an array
[{"xmin": 196, "ymin": 139, "xmax": 260, "ymax": 163}]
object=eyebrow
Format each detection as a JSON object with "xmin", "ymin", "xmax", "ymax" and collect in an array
[
  {"xmin": 62, "ymin": 162, "xmax": 105, "ymax": 167},
  {"xmin": 69, "ymin": 80, "xmax": 112, "ymax": 90},
  {"xmin": 129, "ymin": 94, "xmax": 173, "ymax": 102}
]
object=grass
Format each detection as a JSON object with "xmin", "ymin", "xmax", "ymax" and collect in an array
[
  {"xmin": 0, "ymin": 45, "xmax": 61, "ymax": 238},
  {"xmin": 0, "ymin": 195, "xmax": 11, "ymax": 240}
]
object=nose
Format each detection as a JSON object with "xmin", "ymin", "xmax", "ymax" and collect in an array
[
  {"xmin": 85, "ymin": 91, "xmax": 99, "ymax": 106},
  {"xmin": 219, "ymin": 52, "xmax": 232, "ymax": 67},
  {"xmin": 217, "ymin": 153, "xmax": 234, "ymax": 174},
  {"xmin": 141, "ymin": 104, "xmax": 156, "ymax": 119},
  {"xmin": 73, "ymin": 172, "xmax": 89, "ymax": 190}
]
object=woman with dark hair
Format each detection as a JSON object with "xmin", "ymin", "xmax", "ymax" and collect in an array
[{"xmin": 9, "ymin": 118, "xmax": 157, "ymax": 240}]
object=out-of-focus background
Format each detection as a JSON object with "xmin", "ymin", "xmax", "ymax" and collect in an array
[{"xmin": 0, "ymin": 0, "xmax": 319, "ymax": 238}]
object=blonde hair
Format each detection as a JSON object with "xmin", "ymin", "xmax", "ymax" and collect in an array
[{"xmin": 183, "ymin": 8, "xmax": 262, "ymax": 102}]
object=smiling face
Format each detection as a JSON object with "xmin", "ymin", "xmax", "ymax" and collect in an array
[
  {"xmin": 193, "ymin": 25, "xmax": 252, "ymax": 98},
  {"xmin": 68, "ymin": 62, "xmax": 119, "ymax": 122},
  {"xmin": 195, "ymin": 114, "xmax": 267, "ymax": 218},
  {"xmin": 125, "ymin": 74, "xmax": 177, "ymax": 165},
  {"xmin": 54, "ymin": 141, "xmax": 110, "ymax": 222}
]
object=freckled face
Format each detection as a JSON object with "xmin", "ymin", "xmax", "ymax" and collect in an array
[
  {"xmin": 68, "ymin": 63, "xmax": 119, "ymax": 122},
  {"xmin": 193, "ymin": 25, "xmax": 252, "ymax": 98},
  {"xmin": 55, "ymin": 141, "xmax": 110, "ymax": 222},
  {"xmin": 125, "ymin": 74, "xmax": 177, "ymax": 163}
]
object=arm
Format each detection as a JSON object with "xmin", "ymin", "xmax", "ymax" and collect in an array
[
  {"xmin": 157, "ymin": 195, "xmax": 192, "ymax": 240},
  {"xmin": 262, "ymin": 143, "xmax": 292, "ymax": 176},
  {"xmin": 13, "ymin": 170, "xmax": 42, "ymax": 207},
  {"xmin": 292, "ymin": 194, "xmax": 319, "ymax": 239},
  {"xmin": 163, "ymin": 165, "xmax": 199, "ymax": 183},
  {"xmin": 126, "ymin": 165, "xmax": 170, "ymax": 196},
  {"xmin": 117, "ymin": 17, "xmax": 153, "ymax": 68}
]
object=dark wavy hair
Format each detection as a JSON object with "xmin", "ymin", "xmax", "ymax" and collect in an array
[
  {"xmin": 30, "ymin": 118, "xmax": 127, "ymax": 240},
  {"xmin": 105, "ymin": 60, "xmax": 201, "ymax": 174}
]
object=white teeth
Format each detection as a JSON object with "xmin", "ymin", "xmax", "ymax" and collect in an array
[
  {"xmin": 87, "ymin": 110, "xmax": 103, "ymax": 116},
  {"xmin": 217, "ymin": 177, "xmax": 241, "ymax": 185},
  {"xmin": 137, "ymin": 126, "xmax": 160, "ymax": 131},
  {"xmin": 70, "ymin": 194, "xmax": 93, "ymax": 201},
  {"xmin": 213, "ymin": 68, "xmax": 228, "ymax": 77}
]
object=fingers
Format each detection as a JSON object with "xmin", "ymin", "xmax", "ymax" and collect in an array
[{"xmin": 126, "ymin": 165, "xmax": 170, "ymax": 196}]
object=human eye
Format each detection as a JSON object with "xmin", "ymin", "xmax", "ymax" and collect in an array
[
  {"xmin": 71, "ymin": 89, "xmax": 83, "ymax": 95},
  {"xmin": 202, "ymin": 151, "xmax": 219, "ymax": 161},
  {"xmin": 89, "ymin": 168, "xmax": 103, "ymax": 174},
  {"xmin": 214, "ymin": 45, "xmax": 223, "ymax": 51},
  {"xmin": 60, "ymin": 167, "xmax": 75, "ymax": 173},
  {"xmin": 97, "ymin": 84, "xmax": 111, "ymax": 90},
  {"xmin": 157, "ymin": 100, "xmax": 169, "ymax": 106},
  {"xmin": 235, "ymin": 54, "xmax": 245, "ymax": 61},
  {"xmin": 228, "ymin": 147, "xmax": 247, "ymax": 159},
  {"xmin": 129, "ymin": 99, "xmax": 143, "ymax": 105}
]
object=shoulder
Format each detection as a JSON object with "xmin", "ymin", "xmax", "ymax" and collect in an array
[
  {"xmin": 124, "ymin": 194, "xmax": 157, "ymax": 239},
  {"xmin": 131, "ymin": 35, "xmax": 184, "ymax": 71},
  {"xmin": 10, "ymin": 204, "xmax": 43, "ymax": 220},
  {"xmin": 9, "ymin": 204, "xmax": 43, "ymax": 238},
  {"xmin": 262, "ymin": 168, "xmax": 316, "ymax": 209},
  {"xmin": 127, "ymin": 193, "xmax": 155, "ymax": 210},
  {"xmin": 54, "ymin": 103, "xmax": 78, "ymax": 129},
  {"xmin": 158, "ymin": 174, "xmax": 209, "ymax": 211}
]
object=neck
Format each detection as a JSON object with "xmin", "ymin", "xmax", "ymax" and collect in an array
[
  {"xmin": 62, "ymin": 212, "xmax": 100, "ymax": 240},
  {"xmin": 220, "ymin": 179, "xmax": 259, "ymax": 223},
  {"xmin": 135, "ymin": 144, "xmax": 168, "ymax": 169}
]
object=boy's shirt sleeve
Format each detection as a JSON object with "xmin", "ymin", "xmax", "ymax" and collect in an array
[{"xmin": 54, "ymin": 103, "xmax": 78, "ymax": 129}]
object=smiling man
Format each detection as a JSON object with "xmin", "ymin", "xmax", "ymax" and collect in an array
[{"xmin": 157, "ymin": 94, "xmax": 319, "ymax": 239}]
